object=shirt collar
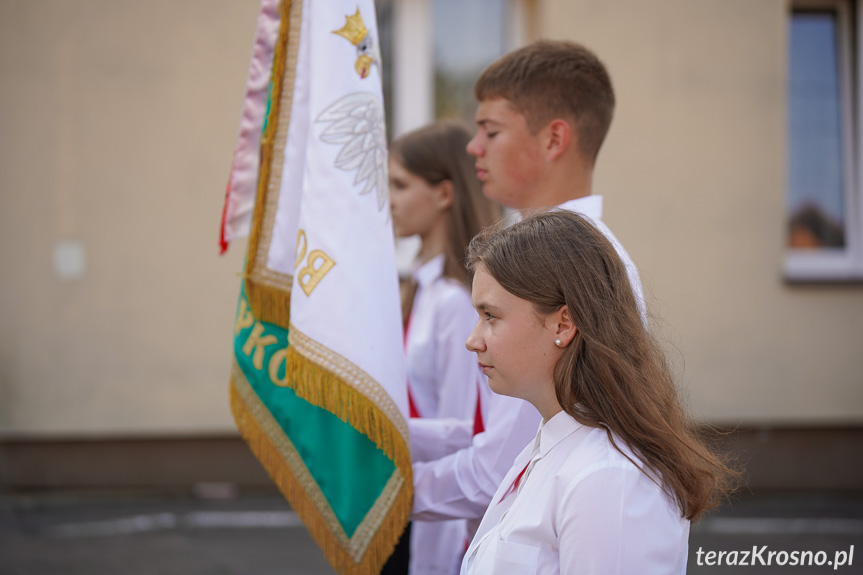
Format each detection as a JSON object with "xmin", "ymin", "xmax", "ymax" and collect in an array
[
  {"xmin": 555, "ymin": 195, "xmax": 604, "ymax": 221},
  {"xmin": 412, "ymin": 254, "xmax": 445, "ymax": 288},
  {"xmin": 537, "ymin": 410, "xmax": 583, "ymax": 458}
]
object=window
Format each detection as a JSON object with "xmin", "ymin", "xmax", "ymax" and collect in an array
[
  {"xmin": 785, "ymin": 0, "xmax": 862, "ymax": 280},
  {"xmin": 432, "ymin": 0, "xmax": 508, "ymax": 124},
  {"xmin": 376, "ymin": 0, "xmax": 529, "ymax": 272},
  {"xmin": 377, "ymin": 0, "xmax": 529, "ymax": 138}
]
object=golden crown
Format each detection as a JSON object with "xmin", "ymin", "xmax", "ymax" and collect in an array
[{"xmin": 332, "ymin": 8, "xmax": 368, "ymax": 46}]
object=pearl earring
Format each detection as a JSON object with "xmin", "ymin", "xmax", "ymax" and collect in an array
[{"xmin": 555, "ymin": 338, "xmax": 562, "ymax": 347}]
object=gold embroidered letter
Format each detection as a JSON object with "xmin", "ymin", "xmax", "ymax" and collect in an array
[
  {"xmin": 295, "ymin": 230, "xmax": 307, "ymax": 269},
  {"xmin": 297, "ymin": 250, "xmax": 335, "ymax": 296},
  {"xmin": 234, "ymin": 298, "xmax": 255, "ymax": 335},
  {"xmin": 242, "ymin": 323, "xmax": 278, "ymax": 370},
  {"xmin": 268, "ymin": 347, "xmax": 289, "ymax": 387}
]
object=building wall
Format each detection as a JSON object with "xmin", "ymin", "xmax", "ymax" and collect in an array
[
  {"xmin": 1, "ymin": 0, "xmax": 861, "ymax": 448},
  {"xmin": 0, "ymin": 0, "xmax": 257, "ymax": 437},
  {"xmin": 538, "ymin": 0, "xmax": 863, "ymax": 424}
]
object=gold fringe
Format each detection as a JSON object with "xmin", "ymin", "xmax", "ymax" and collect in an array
[
  {"xmin": 245, "ymin": 276, "xmax": 291, "ymax": 329},
  {"xmin": 231, "ymin": 364, "xmax": 412, "ymax": 574},
  {"xmin": 245, "ymin": 0, "xmax": 294, "ymax": 330},
  {"xmin": 285, "ymin": 347, "xmax": 413, "ymax": 476}
]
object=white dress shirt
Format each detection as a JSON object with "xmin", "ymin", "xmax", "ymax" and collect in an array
[
  {"xmin": 411, "ymin": 195, "xmax": 646, "ymax": 529},
  {"xmin": 461, "ymin": 411, "xmax": 690, "ymax": 575},
  {"xmin": 406, "ymin": 255, "xmax": 479, "ymax": 575}
]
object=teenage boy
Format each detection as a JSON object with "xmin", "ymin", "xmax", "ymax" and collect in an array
[{"xmin": 409, "ymin": 40, "xmax": 646, "ymax": 544}]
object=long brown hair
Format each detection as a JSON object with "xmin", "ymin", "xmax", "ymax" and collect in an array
[
  {"xmin": 465, "ymin": 210, "xmax": 738, "ymax": 521},
  {"xmin": 390, "ymin": 122, "xmax": 501, "ymax": 320}
]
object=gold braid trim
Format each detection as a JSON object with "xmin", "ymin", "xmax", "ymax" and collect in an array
[
  {"xmin": 245, "ymin": 0, "xmax": 298, "ymax": 329},
  {"xmin": 231, "ymin": 356, "xmax": 412, "ymax": 573}
]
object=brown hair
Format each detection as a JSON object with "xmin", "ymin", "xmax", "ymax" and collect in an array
[
  {"xmin": 390, "ymin": 121, "xmax": 501, "ymax": 287},
  {"xmin": 475, "ymin": 40, "xmax": 615, "ymax": 164},
  {"xmin": 466, "ymin": 211, "xmax": 738, "ymax": 521}
]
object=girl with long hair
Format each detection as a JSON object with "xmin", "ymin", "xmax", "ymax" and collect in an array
[
  {"xmin": 387, "ymin": 121, "xmax": 500, "ymax": 575},
  {"xmin": 461, "ymin": 210, "xmax": 737, "ymax": 574}
]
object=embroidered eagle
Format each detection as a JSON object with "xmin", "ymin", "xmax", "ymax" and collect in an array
[
  {"xmin": 316, "ymin": 93, "xmax": 388, "ymax": 212},
  {"xmin": 332, "ymin": 8, "xmax": 380, "ymax": 79}
]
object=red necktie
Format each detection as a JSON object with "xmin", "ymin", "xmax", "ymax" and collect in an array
[
  {"xmin": 404, "ymin": 313, "xmax": 422, "ymax": 418},
  {"xmin": 472, "ymin": 378, "xmax": 484, "ymax": 435},
  {"xmin": 498, "ymin": 460, "xmax": 531, "ymax": 504}
]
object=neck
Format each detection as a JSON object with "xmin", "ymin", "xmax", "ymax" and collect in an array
[
  {"xmin": 415, "ymin": 222, "xmax": 448, "ymax": 265},
  {"xmin": 537, "ymin": 401, "xmax": 563, "ymax": 423},
  {"xmin": 522, "ymin": 160, "xmax": 593, "ymax": 210},
  {"xmin": 533, "ymin": 378, "xmax": 564, "ymax": 422}
]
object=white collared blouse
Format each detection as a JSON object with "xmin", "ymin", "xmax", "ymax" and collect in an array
[
  {"xmin": 411, "ymin": 195, "xmax": 648, "ymax": 529},
  {"xmin": 461, "ymin": 411, "xmax": 689, "ymax": 575}
]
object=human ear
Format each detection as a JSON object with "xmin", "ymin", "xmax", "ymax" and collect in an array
[
  {"xmin": 434, "ymin": 179, "xmax": 454, "ymax": 210},
  {"xmin": 546, "ymin": 119, "xmax": 571, "ymax": 161},
  {"xmin": 553, "ymin": 305, "xmax": 577, "ymax": 347}
]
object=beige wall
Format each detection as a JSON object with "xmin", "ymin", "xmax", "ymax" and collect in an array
[
  {"xmin": 539, "ymin": 0, "xmax": 863, "ymax": 424},
  {"xmin": 0, "ymin": 0, "xmax": 257, "ymax": 436},
  {"xmin": 1, "ymin": 0, "xmax": 861, "ymax": 440}
]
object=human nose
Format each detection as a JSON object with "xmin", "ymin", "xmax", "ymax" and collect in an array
[
  {"xmin": 466, "ymin": 133, "xmax": 483, "ymax": 158},
  {"xmin": 388, "ymin": 185, "xmax": 397, "ymax": 211},
  {"xmin": 465, "ymin": 323, "xmax": 485, "ymax": 352}
]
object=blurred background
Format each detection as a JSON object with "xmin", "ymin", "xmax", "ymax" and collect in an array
[{"xmin": 1, "ymin": 0, "xmax": 861, "ymax": 573}]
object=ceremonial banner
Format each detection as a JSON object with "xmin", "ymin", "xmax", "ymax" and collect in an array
[
  {"xmin": 219, "ymin": 0, "xmax": 280, "ymax": 254},
  {"xmin": 227, "ymin": 1, "xmax": 410, "ymax": 573}
]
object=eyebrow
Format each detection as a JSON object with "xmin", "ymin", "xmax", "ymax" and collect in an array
[
  {"xmin": 473, "ymin": 301, "xmax": 501, "ymax": 314},
  {"xmin": 476, "ymin": 118, "xmax": 501, "ymax": 129}
]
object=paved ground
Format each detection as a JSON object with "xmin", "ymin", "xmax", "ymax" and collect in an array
[{"xmin": 0, "ymin": 487, "xmax": 861, "ymax": 574}]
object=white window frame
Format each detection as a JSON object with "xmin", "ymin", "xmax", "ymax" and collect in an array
[
  {"xmin": 785, "ymin": 0, "xmax": 863, "ymax": 281},
  {"xmin": 389, "ymin": 0, "xmax": 530, "ymax": 272},
  {"xmin": 390, "ymin": 0, "xmax": 530, "ymax": 138}
]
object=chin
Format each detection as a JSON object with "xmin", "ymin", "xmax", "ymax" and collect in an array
[
  {"xmin": 480, "ymin": 184, "xmax": 499, "ymax": 202},
  {"xmin": 483, "ymin": 187, "xmax": 519, "ymax": 210},
  {"xmin": 487, "ymin": 379, "xmax": 508, "ymax": 397}
]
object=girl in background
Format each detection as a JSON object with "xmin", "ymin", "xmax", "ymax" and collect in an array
[
  {"xmin": 388, "ymin": 121, "xmax": 501, "ymax": 575},
  {"xmin": 461, "ymin": 210, "xmax": 738, "ymax": 574}
]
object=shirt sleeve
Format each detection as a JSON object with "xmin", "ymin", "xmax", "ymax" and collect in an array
[
  {"xmin": 412, "ymin": 393, "xmax": 541, "ymax": 522},
  {"xmin": 557, "ymin": 464, "xmax": 688, "ymax": 575},
  {"xmin": 409, "ymin": 417, "xmax": 473, "ymax": 462}
]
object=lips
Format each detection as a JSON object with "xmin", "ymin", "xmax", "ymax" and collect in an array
[
  {"xmin": 475, "ymin": 166, "xmax": 488, "ymax": 181},
  {"xmin": 478, "ymin": 361, "xmax": 493, "ymax": 374}
]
